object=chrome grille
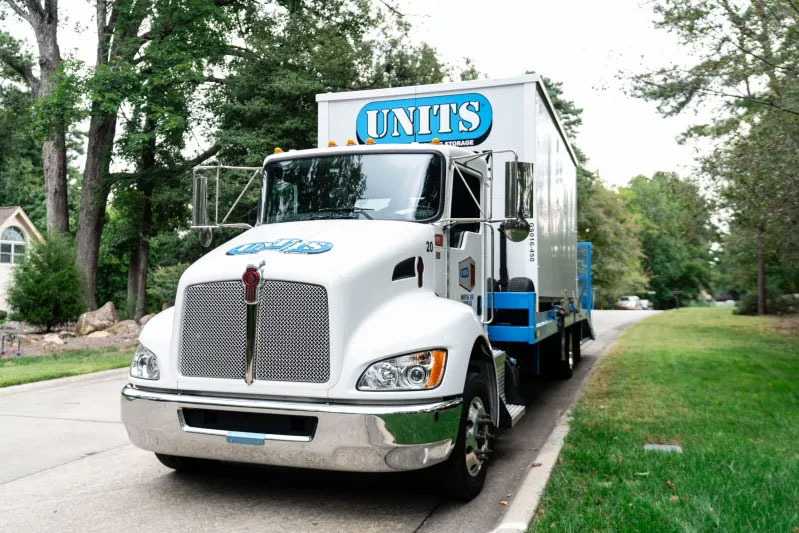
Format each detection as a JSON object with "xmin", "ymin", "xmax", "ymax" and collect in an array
[
  {"xmin": 179, "ymin": 282, "xmax": 247, "ymax": 379},
  {"xmin": 178, "ymin": 280, "xmax": 330, "ymax": 383},
  {"xmin": 255, "ymin": 281, "xmax": 330, "ymax": 383}
]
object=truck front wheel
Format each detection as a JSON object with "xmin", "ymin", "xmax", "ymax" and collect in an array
[
  {"xmin": 155, "ymin": 453, "xmax": 204, "ymax": 471},
  {"xmin": 431, "ymin": 371, "xmax": 493, "ymax": 500}
]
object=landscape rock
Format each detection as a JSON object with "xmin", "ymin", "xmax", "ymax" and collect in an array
[
  {"xmin": 87, "ymin": 331, "xmax": 112, "ymax": 339},
  {"xmin": 138, "ymin": 313, "xmax": 155, "ymax": 326},
  {"xmin": 42, "ymin": 333, "xmax": 65, "ymax": 345},
  {"xmin": 57, "ymin": 330, "xmax": 77, "ymax": 339},
  {"xmin": 76, "ymin": 302, "xmax": 119, "ymax": 336},
  {"xmin": 106, "ymin": 320, "xmax": 140, "ymax": 337}
]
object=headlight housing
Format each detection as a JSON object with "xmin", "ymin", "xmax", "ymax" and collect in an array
[
  {"xmin": 130, "ymin": 344, "xmax": 160, "ymax": 380},
  {"xmin": 357, "ymin": 350, "xmax": 447, "ymax": 391}
]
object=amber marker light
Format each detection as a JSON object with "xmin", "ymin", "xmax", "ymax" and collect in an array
[
  {"xmin": 425, "ymin": 350, "xmax": 447, "ymax": 389},
  {"xmin": 346, "ymin": 139, "xmax": 356, "ymax": 146},
  {"xmin": 328, "ymin": 140, "xmax": 337, "ymax": 147},
  {"xmin": 274, "ymin": 147, "xmax": 283, "ymax": 153},
  {"xmin": 365, "ymin": 137, "xmax": 375, "ymax": 145},
  {"xmin": 431, "ymin": 137, "xmax": 441, "ymax": 144}
]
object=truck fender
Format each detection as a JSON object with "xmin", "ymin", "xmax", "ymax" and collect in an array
[{"xmin": 336, "ymin": 293, "xmax": 490, "ymax": 401}]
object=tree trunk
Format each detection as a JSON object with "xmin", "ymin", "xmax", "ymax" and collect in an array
[
  {"xmin": 42, "ymin": 132, "xmax": 69, "ymax": 233},
  {"xmin": 757, "ymin": 229, "xmax": 767, "ymax": 315},
  {"xmin": 126, "ymin": 192, "xmax": 152, "ymax": 321},
  {"xmin": 29, "ymin": 2, "xmax": 70, "ymax": 234},
  {"xmin": 76, "ymin": 114, "xmax": 117, "ymax": 310}
]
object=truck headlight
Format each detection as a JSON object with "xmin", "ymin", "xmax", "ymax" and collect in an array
[
  {"xmin": 357, "ymin": 350, "xmax": 447, "ymax": 391},
  {"xmin": 130, "ymin": 344, "xmax": 160, "ymax": 380}
]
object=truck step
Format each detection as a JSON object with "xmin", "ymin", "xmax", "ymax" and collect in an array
[{"xmin": 499, "ymin": 402, "xmax": 526, "ymax": 428}]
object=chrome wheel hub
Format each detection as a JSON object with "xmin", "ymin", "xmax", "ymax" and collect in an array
[{"xmin": 464, "ymin": 396, "xmax": 490, "ymax": 477}]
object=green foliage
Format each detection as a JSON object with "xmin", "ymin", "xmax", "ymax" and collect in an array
[
  {"xmin": 579, "ymin": 179, "xmax": 648, "ymax": 305},
  {"xmin": 0, "ymin": 86, "xmax": 45, "ymax": 229},
  {"xmin": 146, "ymin": 263, "xmax": 189, "ymax": 313},
  {"xmin": 621, "ymin": 172, "xmax": 715, "ymax": 308},
  {"xmin": 633, "ymin": 0, "xmax": 799, "ymax": 310},
  {"xmin": 7, "ymin": 234, "xmax": 85, "ymax": 330}
]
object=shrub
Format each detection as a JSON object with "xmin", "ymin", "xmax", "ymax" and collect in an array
[
  {"xmin": 736, "ymin": 293, "xmax": 799, "ymax": 316},
  {"xmin": 7, "ymin": 234, "xmax": 86, "ymax": 330},
  {"xmin": 146, "ymin": 263, "xmax": 189, "ymax": 314}
]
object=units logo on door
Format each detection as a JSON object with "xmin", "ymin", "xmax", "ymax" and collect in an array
[{"xmin": 355, "ymin": 93, "xmax": 492, "ymax": 146}]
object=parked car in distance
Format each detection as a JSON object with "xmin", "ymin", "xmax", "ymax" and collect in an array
[{"xmin": 616, "ymin": 295, "xmax": 642, "ymax": 310}]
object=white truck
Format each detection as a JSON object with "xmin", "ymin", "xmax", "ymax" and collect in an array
[{"xmin": 121, "ymin": 75, "xmax": 593, "ymax": 500}]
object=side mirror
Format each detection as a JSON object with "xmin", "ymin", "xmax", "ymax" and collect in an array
[
  {"xmin": 198, "ymin": 227, "xmax": 213, "ymax": 248},
  {"xmin": 192, "ymin": 173, "xmax": 209, "ymax": 228},
  {"xmin": 504, "ymin": 160, "xmax": 533, "ymax": 242},
  {"xmin": 503, "ymin": 218, "xmax": 530, "ymax": 242}
]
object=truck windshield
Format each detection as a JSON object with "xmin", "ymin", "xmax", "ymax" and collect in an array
[{"xmin": 261, "ymin": 153, "xmax": 443, "ymax": 223}]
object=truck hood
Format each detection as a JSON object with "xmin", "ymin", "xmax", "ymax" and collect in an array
[{"xmin": 180, "ymin": 219, "xmax": 433, "ymax": 286}]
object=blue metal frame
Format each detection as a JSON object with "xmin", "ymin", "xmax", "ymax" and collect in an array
[
  {"xmin": 578, "ymin": 242, "xmax": 593, "ymax": 313},
  {"xmin": 486, "ymin": 292, "xmax": 537, "ymax": 343}
]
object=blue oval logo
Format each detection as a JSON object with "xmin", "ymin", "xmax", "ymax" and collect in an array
[{"xmin": 355, "ymin": 93, "xmax": 492, "ymax": 147}]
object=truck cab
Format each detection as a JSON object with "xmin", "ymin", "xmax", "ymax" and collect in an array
[{"xmin": 121, "ymin": 76, "xmax": 592, "ymax": 501}]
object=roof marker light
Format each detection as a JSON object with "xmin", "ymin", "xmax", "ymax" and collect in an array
[
  {"xmin": 346, "ymin": 139, "xmax": 356, "ymax": 146},
  {"xmin": 366, "ymin": 137, "xmax": 375, "ymax": 145},
  {"xmin": 431, "ymin": 137, "xmax": 440, "ymax": 145},
  {"xmin": 328, "ymin": 140, "xmax": 337, "ymax": 147},
  {"xmin": 274, "ymin": 147, "xmax": 283, "ymax": 154}
]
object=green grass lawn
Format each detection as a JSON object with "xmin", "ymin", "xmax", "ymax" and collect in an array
[
  {"xmin": 0, "ymin": 347, "xmax": 133, "ymax": 387},
  {"xmin": 531, "ymin": 308, "xmax": 799, "ymax": 532}
]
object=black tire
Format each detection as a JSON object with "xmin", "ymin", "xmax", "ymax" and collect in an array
[
  {"xmin": 556, "ymin": 327, "xmax": 573, "ymax": 380},
  {"xmin": 507, "ymin": 277, "xmax": 535, "ymax": 292},
  {"xmin": 431, "ymin": 372, "xmax": 493, "ymax": 500},
  {"xmin": 155, "ymin": 453, "xmax": 204, "ymax": 471},
  {"xmin": 571, "ymin": 323, "xmax": 582, "ymax": 364}
]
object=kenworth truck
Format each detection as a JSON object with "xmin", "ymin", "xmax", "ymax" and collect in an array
[{"xmin": 121, "ymin": 75, "xmax": 593, "ymax": 500}]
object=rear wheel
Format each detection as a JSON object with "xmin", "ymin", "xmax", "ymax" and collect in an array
[
  {"xmin": 432, "ymin": 372, "xmax": 493, "ymax": 500},
  {"xmin": 571, "ymin": 323, "xmax": 582, "ymax": 364},
  {"xmin": 556, "ymin": 327, "xmax": 574, "ymax": 380},
  {"xmin": 155, "ymin": 453, "xmax": 204, "ymax": 471}
]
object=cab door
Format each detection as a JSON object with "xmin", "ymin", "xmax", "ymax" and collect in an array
[{"xmin": 446, "ymin": 164, "xmax": 484, "ymax": 317}]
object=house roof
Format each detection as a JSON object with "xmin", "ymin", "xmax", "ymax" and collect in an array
[
  {"xmin": 0, "ymin": 206, "xmax": 43, "ymax": 242},
  {"xmin": 0, "ymin": 207, "xmax": 19, "ymax": 226}
]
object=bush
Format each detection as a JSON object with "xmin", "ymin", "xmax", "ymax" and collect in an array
[
  {"xmin": 0, "ymin": 310, "xmax": 7, "ymax": 320},
  {"xmin": 7, "ymin": 234, "xmax": 86, "ymax": 330},
  {"xmin": 146, "ymin": 263, "xmax": 189, "ymax": 314},
  {"xmin": 736, "ymin": 293, "xmax": 799, "ymax": 316}
]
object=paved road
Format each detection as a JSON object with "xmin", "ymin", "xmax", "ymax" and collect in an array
[{"xmin": 0, "ymin": 310, "xmax": 656, "ymax": 533}]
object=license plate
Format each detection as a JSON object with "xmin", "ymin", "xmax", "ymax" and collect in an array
[{"xmin": 226, "ymin": 431, "xmax": 266, "ymax": 446}]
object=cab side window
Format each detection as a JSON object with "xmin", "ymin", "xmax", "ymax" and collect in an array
[{"xmin": 450, "ymin": 165, "xmax": 481, "ymax": 246}]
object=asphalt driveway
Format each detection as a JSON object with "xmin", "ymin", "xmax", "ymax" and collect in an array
[{"xmin": 0, "ymin": 310, "xmax": 656, "ymax": 532}]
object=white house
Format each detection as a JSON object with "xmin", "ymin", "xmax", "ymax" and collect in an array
[{"xmin": 0, "ymin": 206, "xmax": 43, "ymax": 312}]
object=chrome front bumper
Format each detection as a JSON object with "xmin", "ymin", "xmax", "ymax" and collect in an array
[{"xmin": 120, "ymin": 385, "xmax": 462, "ymax": 472}]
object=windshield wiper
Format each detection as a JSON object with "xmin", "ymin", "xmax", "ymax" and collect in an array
[{"xmin": 313, "ymin": 206, "xmax": 374, "ymax": 220}]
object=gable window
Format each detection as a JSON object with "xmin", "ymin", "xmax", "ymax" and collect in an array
[{"xmin": 1, "ymin": 226, "xmax": 26, "ymax": 264}]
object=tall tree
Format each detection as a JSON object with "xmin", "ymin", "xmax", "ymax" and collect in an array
[
  {"xmin": 622, "ymin": 172, "xmax": 714, "ymax": 308},
  {"xmin": 0, "ymin": 2, "xmax": 70, "ymax": 233},
  {"xmin": 632, "ymin": 0, "xmax": 799, "ymax": 313},
  {"xmin": 75, "ymin": 0, "xmax": 237, "ymax": 310}
]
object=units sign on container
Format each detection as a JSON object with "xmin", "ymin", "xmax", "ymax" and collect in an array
[{"xmin": 355, "ymin": 93, "xmax": 493, "ymax": 146}]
